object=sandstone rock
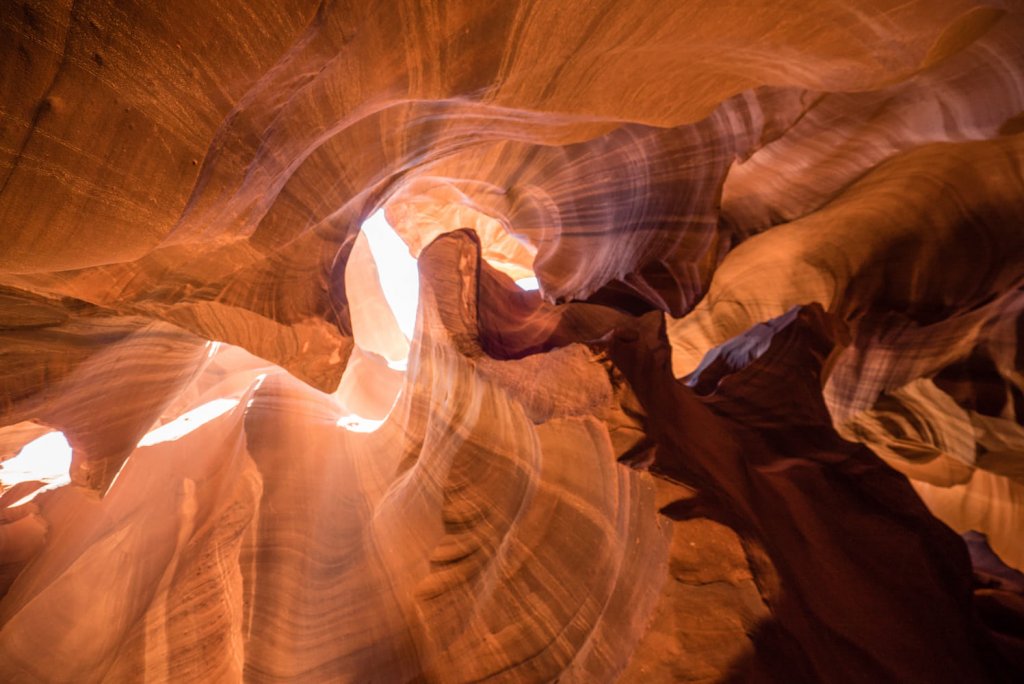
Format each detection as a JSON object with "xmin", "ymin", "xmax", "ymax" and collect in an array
[{"xmin": 2, "ymin": 1, "xmax": 1023, "ymax": 681}]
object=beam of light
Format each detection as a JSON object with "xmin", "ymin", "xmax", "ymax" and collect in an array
[
  {"xmin": 361, "ymin": 208, "xmax": 419, "ymax": 340},
  {"xmin": 514, "ymin": 276, "xmax": 539, "ymax": 291},
  {"xmin": 0, "ymin": 431, "xmax": 72, "ymax": 488},
  {"xmin": 137, "ymin": 398, "xmax": 240, "ymax": 447}
]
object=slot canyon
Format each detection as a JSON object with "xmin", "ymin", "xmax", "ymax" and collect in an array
[{"xmin": 3, "ymin": 1, "xmax": 1024, "ymax": 681}]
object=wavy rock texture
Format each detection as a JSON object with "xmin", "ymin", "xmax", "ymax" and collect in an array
[{"xmin": 2, "ymin": 1, "xmax": 1024, "ymax": 682}]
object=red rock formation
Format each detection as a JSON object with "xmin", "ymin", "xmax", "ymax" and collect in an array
[{"xmin": 2, "ymin": 1, "xmax": 1023, "ymax": 681}]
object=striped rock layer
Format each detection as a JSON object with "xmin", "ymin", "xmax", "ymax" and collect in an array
[{"xmin": 2, "ymin": 1, "xmax": 1024, "ymax": 682}]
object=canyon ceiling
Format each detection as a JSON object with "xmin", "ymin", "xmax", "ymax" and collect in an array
[{"xmin": 2, "ymin": 1, "xmax": 1024, "ymax": 682}]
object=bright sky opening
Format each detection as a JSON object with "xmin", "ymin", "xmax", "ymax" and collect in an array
[
  {"xmin": 361, "ymin": 209, "xmax": 420, "ymax": 340},
  {"xmin": 137, "ymin": 398, "xmax": 241, "ymax": 447},
  {"xmin": 0, "ymin": 431, "xmax": 72, "ymax": 488},
  {"xmin": 336, "ymin": 414, "xmax": 386, "ymax": 432},
  {"xmin": 515, "ymin": 276, "xmax": 539, "ymax": 290}
]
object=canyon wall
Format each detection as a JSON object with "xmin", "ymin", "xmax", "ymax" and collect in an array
[{"xmin": 2, "ymin": 1, "xmax": 1023, "ymax": 681}]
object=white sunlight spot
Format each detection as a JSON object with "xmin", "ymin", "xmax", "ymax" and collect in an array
[
  {"xmin": 0, "ymin": 431, "xmax": 72, "ymax": 488},
  {"xmin": 515, "ymin": 276, "xmax": 539, "ymax": 291},
  {"xmin": 361, "ymin": 209, "xmax": 419, "ymax": 340},
  {"xmin": 137, "ymin": 398, "xmax": 240, "ymax": 447},
  {"xmin": 336, "ymin": 414, "xmax": 385, "ymax": 433}
]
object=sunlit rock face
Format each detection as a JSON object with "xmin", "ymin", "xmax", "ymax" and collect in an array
[{"xmin": 2, "ymin": 1, "xmax": 1024, "ymax": 681}]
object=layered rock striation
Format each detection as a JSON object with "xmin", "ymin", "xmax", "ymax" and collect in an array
[{"xmin": 2, "ymin": 1, "xmax": 1024, "ymax": 681}]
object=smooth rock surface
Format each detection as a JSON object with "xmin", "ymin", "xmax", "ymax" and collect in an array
[{"xmin": 2, "ymin": 1, "xmax": 1024, "ymax": 682}]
